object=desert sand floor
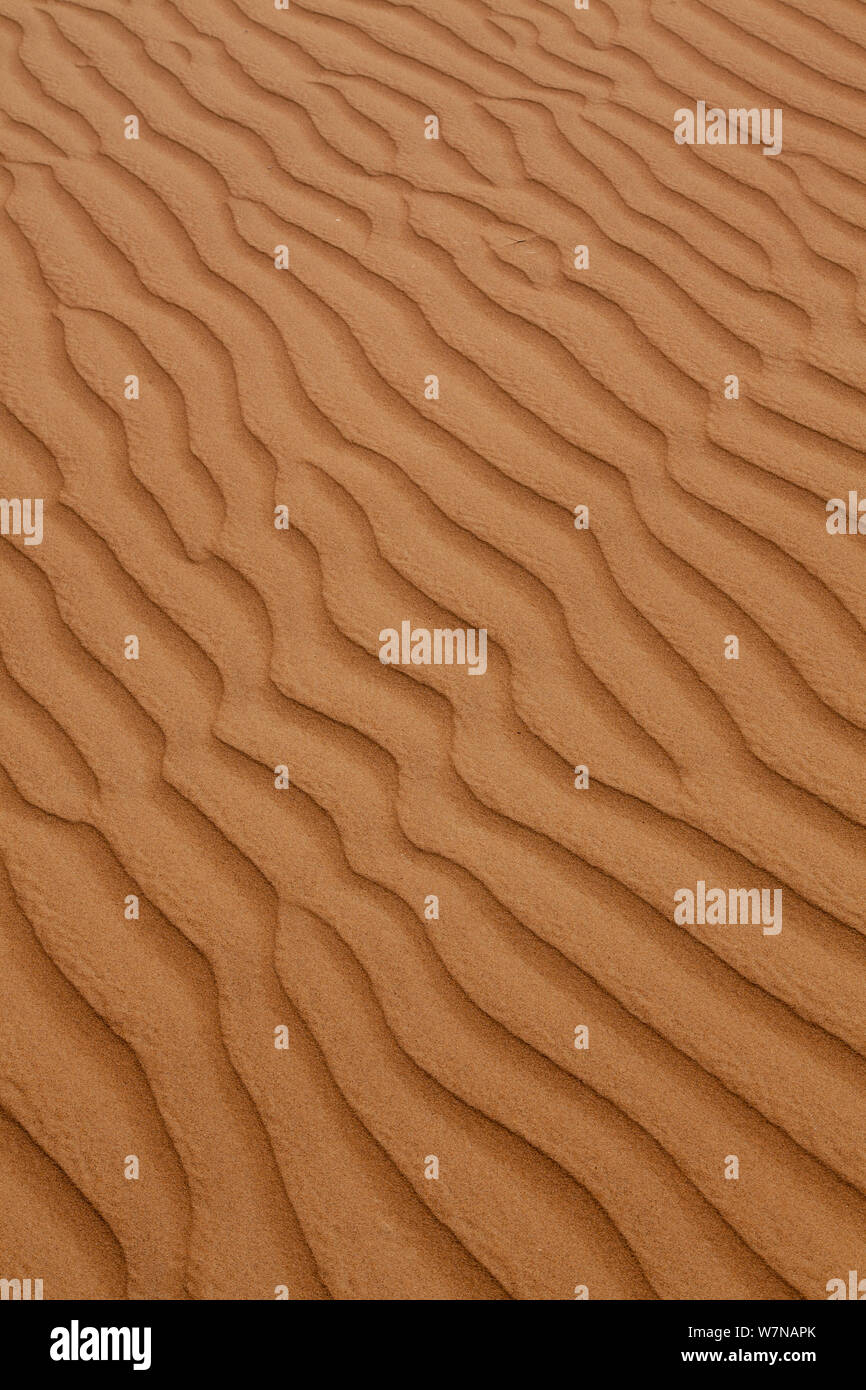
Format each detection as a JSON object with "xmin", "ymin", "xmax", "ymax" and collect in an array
[{"xmin": 1, "ymin": 0, "xmax": 865, "ymax": 1301}]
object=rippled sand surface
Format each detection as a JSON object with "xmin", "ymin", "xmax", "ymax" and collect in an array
[{"xmin": 1, "ymin": 0, "xmax": 865, "ymax": 1300}]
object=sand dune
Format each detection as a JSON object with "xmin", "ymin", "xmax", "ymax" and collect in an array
[{"xmin": 0, "ymin": 0, "xmax": 864, "ymax": 1299}]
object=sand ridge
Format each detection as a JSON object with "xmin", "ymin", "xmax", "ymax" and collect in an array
[{"xmin": 0, "ymin": 0, "xmax": 865, "ymax": 1300}]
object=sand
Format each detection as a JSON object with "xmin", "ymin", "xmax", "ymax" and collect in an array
[{"xmin": 0, "ymin": 0, "xmax": 865, "ymax": 1301}]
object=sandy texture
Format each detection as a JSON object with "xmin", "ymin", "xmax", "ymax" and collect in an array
[{"xmin": 1, "ymin": 0, "xmax": 865, "ymax": 1301}]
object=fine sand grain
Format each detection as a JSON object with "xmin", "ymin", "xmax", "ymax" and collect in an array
[{"xmin": 1, "ymin": 0, "xmax": 865, "ymax": 1300}]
